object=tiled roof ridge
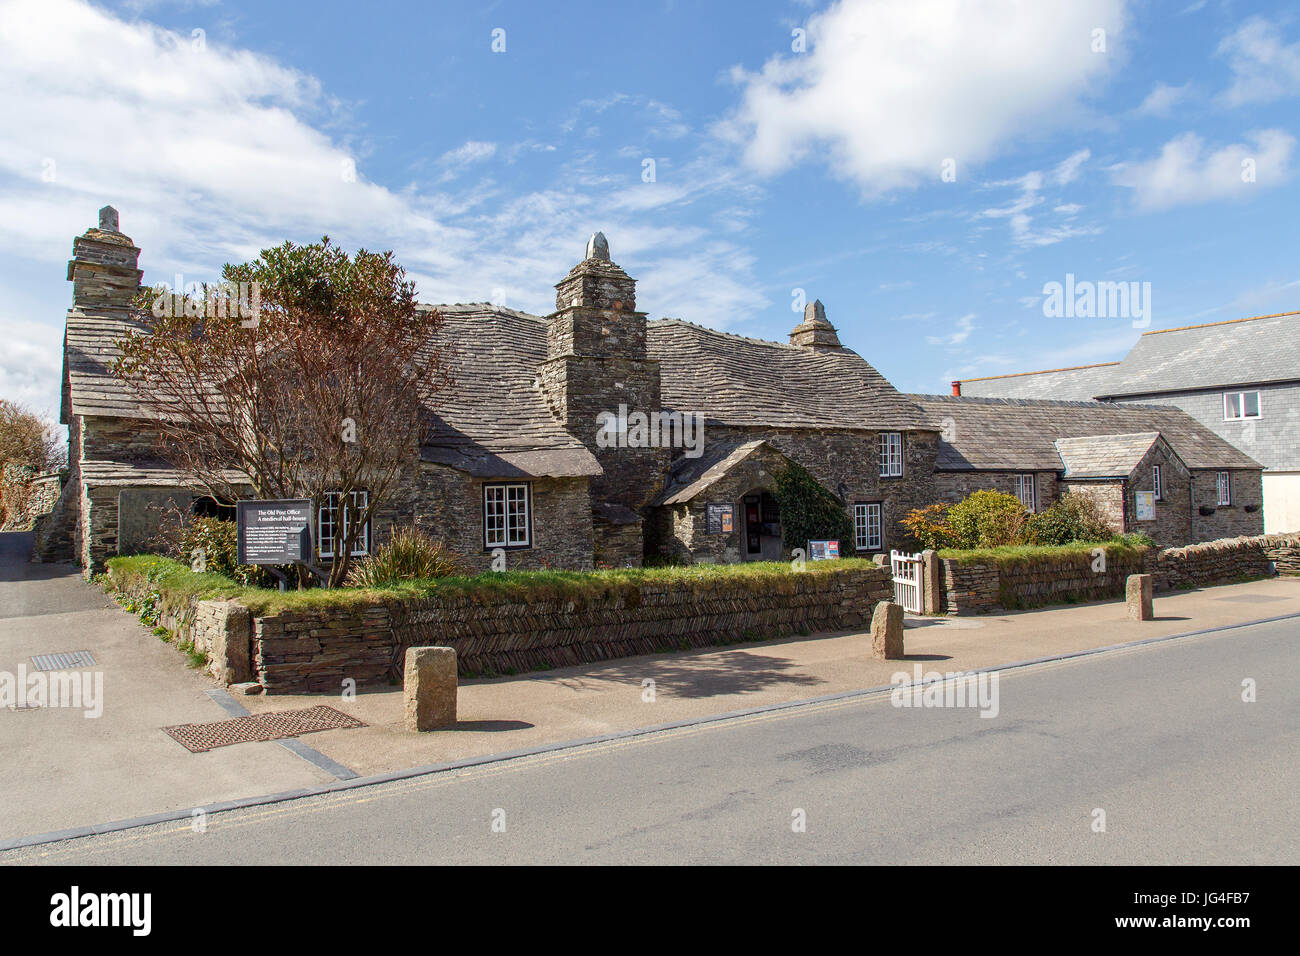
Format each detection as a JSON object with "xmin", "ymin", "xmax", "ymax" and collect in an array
[
  {"xmin": 959, "ymin": 361, "xmax": 1121, "ymax": 383},
  {"xmin": 1139, "ymin": 309, "xmax": 1300, "ymax": 336},
  {"xmin": 649, "ymin": 317, "xmax": 840, "ymax": 353},
  {"xmin": 907, "ymin": 393, "xmax": 1175, "ymax": 412}
]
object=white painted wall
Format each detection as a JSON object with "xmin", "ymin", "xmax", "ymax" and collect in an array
[{"xmin": 1263, "ymin": 473, "xmax": 1300, "ymax": 533}]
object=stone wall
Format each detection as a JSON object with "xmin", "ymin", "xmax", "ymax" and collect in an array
[
  {"xmin": 934, "ymin": 470, "xmax": 1059, "ymax": 513},
  {"xmin": 1191, "ymin": 469, "xmax": 1265, "ymax": 541},
  {"xmin": 251, "ymin": 564, "xmax": 894, "ymax": 694},
  {"xmin": 940, "ymin": 532, "xmax": 1300, "ymax": 614},
  {"xmin": 106, "ymin": 566, "xmax": 252, "ymax": 684}
]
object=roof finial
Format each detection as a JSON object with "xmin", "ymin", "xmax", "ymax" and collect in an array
[
  {"xmin": 98, "ymin": 205, "xmax": 119, "ymax": 233},
  {"xmin": 585, "ymin": 232, "xmax": 610, "ymax": 261}
]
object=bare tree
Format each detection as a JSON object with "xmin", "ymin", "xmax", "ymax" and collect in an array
[
  {"xmin": 0, "ymin": 400, "xmax": 64, "ymax": 529},
  {"xmin": 114, "ymin": 238, "xmax": 451, "ymax": 586}
]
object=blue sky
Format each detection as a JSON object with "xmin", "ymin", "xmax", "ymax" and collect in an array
[{"xmin": 2, "ymin": 0, "xmax": 1298, "ymax": 420}]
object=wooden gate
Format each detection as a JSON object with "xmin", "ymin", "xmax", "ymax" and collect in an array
[{"xmin": 890, "ymin": 550, "xmax": 923, "ymax": 613}]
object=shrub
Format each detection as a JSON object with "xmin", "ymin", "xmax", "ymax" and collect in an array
[
  {"xmin": 772, "ymin": 461, "xmax": 856, "ymax": 558},
  {"xmin": 1024, "ymin": 492, "xmax": 1116, "ymax": 546},
  {"xmin": 946, "ymin": 489, "xmax": 1028, "ymax": 549},
  {"xmin": 900, "ymin": 503, "xmax": 952, "ymax": 550},
  {"xmin": 346, "ymin": 526, "xmax": 464, "ymax": 587},
  {"xmin": 179, "ymin": 516, "xmax": 265, "ymax": 586}
]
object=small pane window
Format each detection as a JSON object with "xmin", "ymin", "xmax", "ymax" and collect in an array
[
  {"xmin": 1015, "ymin": 474, "xmax": 1036, "ymax": 512},
  {"xmin": 319, "ymin": 490, "xmax": 370, "ymax": 559},
  {"xmin": 1152, "ymin": 465, "xmax": 1163, "ymax": 500},
  {"xmin": 484, "ymin": 482, "xmax": 530, "ymax": 548},
  {"xmin": 879, "ymin": 433, "xmax": 903, "ymax": 477},
  {"xmin": 854, "ymin": 502, "xmax": 882, "ymax": 551},
  {"xmin": 1216, "ymin": 472, "xmax": 1231, "ymax": 506}
]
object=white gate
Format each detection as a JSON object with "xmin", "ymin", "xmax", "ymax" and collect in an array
[{"xmin": 890, "ymin": 550, "xmax": 923, "ymax": 613}]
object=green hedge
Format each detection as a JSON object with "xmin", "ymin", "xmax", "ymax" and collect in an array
[{"xmin": 104, "ymin": 554, "xmax": 884, "ymax": 616}]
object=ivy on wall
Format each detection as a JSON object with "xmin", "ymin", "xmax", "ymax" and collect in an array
[{"xmin": 773, "ymin": 461, "xmax": 855, "ymax": 557}]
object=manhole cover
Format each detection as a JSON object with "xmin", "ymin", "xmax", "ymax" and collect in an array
[
  {"xmin": 163, "ymin": 705, "xmax": 365, "ymax": 753},
  {"xmin": 31, "ymin": 651, "xmax": 96, "ymax": 671}
]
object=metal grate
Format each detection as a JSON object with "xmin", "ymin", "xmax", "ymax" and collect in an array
[
  {"xmin": 163, "ymin": 705, "xmax": 365, "ymax": 753},
  {"xmin": 30, "ymin": 651, "xmax": 96, "ymax": 671}
]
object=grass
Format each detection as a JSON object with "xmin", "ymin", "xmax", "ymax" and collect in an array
[
  {"xmin": 103, "ymin": 554, "xmax": 883, "ymax": 616},
  {"xmin": 937, "ymin": 534, "xmax": 1153, "ymax": 568}
]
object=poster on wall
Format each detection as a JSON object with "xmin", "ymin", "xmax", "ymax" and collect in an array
[
  {"xmin": 706, "ymin": 503, "xmax": 734, "ymax": 535},
  {"xmin": 809, "ymin": 540, "xmax": 840, "ymax": 560},
  {"xmin": 236, "ymin": 499, "xmax": 313, "ymax": 565},
  {"xmin": 1135, "ymin": 491, "xmax": 1156, "ymax": 522}
]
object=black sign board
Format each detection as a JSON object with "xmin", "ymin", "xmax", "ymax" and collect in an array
[
  {"xmin": 706, "ymin": 502, "xmax": 734, "ymax": 535},
  {"xmin": 236, "ymin": 499, "xmax": 313, "ymax": 566}
]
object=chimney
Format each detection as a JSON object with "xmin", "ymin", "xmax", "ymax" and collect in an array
[
  {"xmin": 67, "ymin": 205, "xmax": 142, "ymax": 312},
  {"xmin": 789, "ymin": 299, "xmax": 841, "ymax": 349},
  {"xmin": 951, "ymin": 381, "xmax": 962, "ymax": 396}
]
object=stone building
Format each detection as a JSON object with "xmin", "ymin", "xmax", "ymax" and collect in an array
[
  {"xmin": 35, "ymin": 208, "xmax": 1262, "ymax": 573},
  {"xmin": 909, "ymin": 394, "xmax": 1265, "ymax": 547},
  {"xmin": 955, "ymin": 311, "xmax": 1300, "ymax": 533}
]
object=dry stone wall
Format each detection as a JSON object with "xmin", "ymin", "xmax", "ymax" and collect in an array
[{"xmin": 251, "ymin": 565, "xmax": 893, "ymax": 694}]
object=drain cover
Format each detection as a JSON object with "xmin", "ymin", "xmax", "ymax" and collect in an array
[
  {"xmin": 30, "ymin": 651, "xmax": 96, "ymax": 671},
  {"xmin": 163, "ymin": 705, "xmax": 365, "ymax": 753}
]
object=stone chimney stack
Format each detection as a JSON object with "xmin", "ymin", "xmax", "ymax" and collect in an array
[
  {"xmin": 539, "ymin": 233, "xmax": 665, "ymax": 513},
  {"xmin": 67, "ymin": 205, "xmax": 142, "ymax": 312},
  {"xmin": 789, "ymin": 299, "xmax": 842, "ymax": 350}
]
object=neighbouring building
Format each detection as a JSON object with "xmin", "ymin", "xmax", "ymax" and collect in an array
[
  {"xmin": 908, "ymin": 395, "xmax": 1264, "ymax": 547},
  {"xmin": 33, "ymin": 208, "xmax": 1263, "ymax": 573},
  {"xmin": 956, "ymin": 311, "xmax": 1300, "ymax": 533}
]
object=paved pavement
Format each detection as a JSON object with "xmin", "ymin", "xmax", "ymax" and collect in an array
[
  {"xmin": 0, "ymin": 532, "xmax": 333, "ymax": 843},
  {"xmin": 3, "ymin": 526, "xmax": 1299, "ymax": 852},
  {"xmin": 7, "ymin": 615, "xmax": 1295, "ymax": 864}
]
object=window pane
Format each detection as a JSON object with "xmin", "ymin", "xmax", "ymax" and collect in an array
[
  {"xmin": 1226, "ymin": 393, "xmax": 1241, "ymax": 418},
  {"xmin": 1244, "ymin": 392, "xmax": 1260, "ymax": 417}
]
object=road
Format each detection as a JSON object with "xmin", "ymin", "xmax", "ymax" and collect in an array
[{"xmin": 5, "ymin": 614, "xmax": 1296, "ymax": 865}]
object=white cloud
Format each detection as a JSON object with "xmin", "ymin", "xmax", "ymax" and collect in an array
[
  {"xmin": 0, "ymin": 0, "xmax": 766, "ymax": 414},
  {"xmin": 1217, "ymin": 17, "xmax": 1300, "ymax": 106},
  {"xmin": 1053, "ymin": 149, "xmax": 1091, "ymax": 185},
  {"xmin": 1136, "ymin": 81, "xmax": 1190, "ymax": 116},
  {"xmin": 926, "ymin": 313, "xmax": 975, "ymax": 347},
  {"xmin": 980, "ymin": 165, "xmax": 1101, "ymax": 247},
  {"xmin": 1113, "ymin": 129, "xmax": 1295, "ymax": 210},
  {"xmin": 720, "ymin": 0, "xmax": 1126, "ymax": 194}
]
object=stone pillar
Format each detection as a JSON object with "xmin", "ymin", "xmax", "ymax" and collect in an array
[
  {"xmin": 921, "ymin": 549, "xmax": 942, "ymax": 615},
  {"xmin": 1126, "ymin": 574, "xmax": 1153, "ymax": 621},
  {"xmin": 403, "ymin": 646, "xmax": 458, "ymax": 731},
  {"xmin": 870, "ymin": 601, "xmax": 905, "ymax": 659}
]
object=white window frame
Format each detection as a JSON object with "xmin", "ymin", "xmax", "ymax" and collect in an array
[
  {"xmin": 1152, "ymin": 465, "xmax": 1163, "ymax": 501},
  {"xmin": 1223, "ymin": 391, "xmax": 1261, "ymax": 421},
  {"xmin": 484, "ymin": 481, "xmax": 531, "ymax": 549},
  {"xmin": 1216, "ymin": 471, "xmax": 1231, "ymax": 507},
  {"xmin": 318, "ymin": 490, "xmax": 370, "ymax": 559},
  {"xmin": 879, "ymin": 432, "xmax": 903, "ymax": 478},
  {"xmin": 1015, "ymin": 474, "xmax": 1037, "ymax": 512},
  {"xmin": 854, "ymin": 502, "xmax": 882, "ymax": 552}
]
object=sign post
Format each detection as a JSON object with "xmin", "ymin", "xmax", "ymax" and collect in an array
[{"xmin": 236, "ymin": 499, "xmax": 315, "ymax": 590}]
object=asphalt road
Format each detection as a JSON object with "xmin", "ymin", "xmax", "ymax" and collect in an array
[{"xmin": 6, "ymin": 616, "xmax": 1297, "ymax": 865}]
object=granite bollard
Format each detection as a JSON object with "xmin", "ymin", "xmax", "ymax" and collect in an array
[
  {"xmin": 871, "ymin": 601, "xmax": 905, "ymax": 659},
  {"xmin": 404, "ymin": 646, "xmax": 458, "ymax": 731},
  {"xmin": 1126, "ymin": 574, "xmax": 1153, "ymax": 621}
]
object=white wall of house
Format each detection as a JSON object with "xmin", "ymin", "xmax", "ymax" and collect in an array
[{"xmin": 1263, "ymin": 473, "xmax": 1300, "ymax": 533}]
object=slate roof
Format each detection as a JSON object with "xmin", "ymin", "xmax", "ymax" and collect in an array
[
  {"xmin": 957, "ymin": 310, "xmax": 1300, "ymax": 401},
  {"xmin": 908, "ymin": 394, "xmax": 1262, "ymax": 472},
  {"xmin": 655, "ymin": 439, "xmax": 777, "ymax": 505},
  {"xmin": 1099, "ymin": 311, "xmax": 1300, "ymax": 397},
  {"xmin": 417, "ymin": 304, "xmax": 600, "ymax": 477},
  {"xmin": 1053, "ymin": 432, "xmax": 1164, "ymax": 479},
  {"xmin": 62, "ymin": 308, "xmax": 152, "ymax": 422},
  {"xmin": 647, "ymin": 320, "xmax": 937, "ymax": 431},
  {"xmin": 957, "ymin": 362, "xmax": 1121, "ymax": 400}
]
